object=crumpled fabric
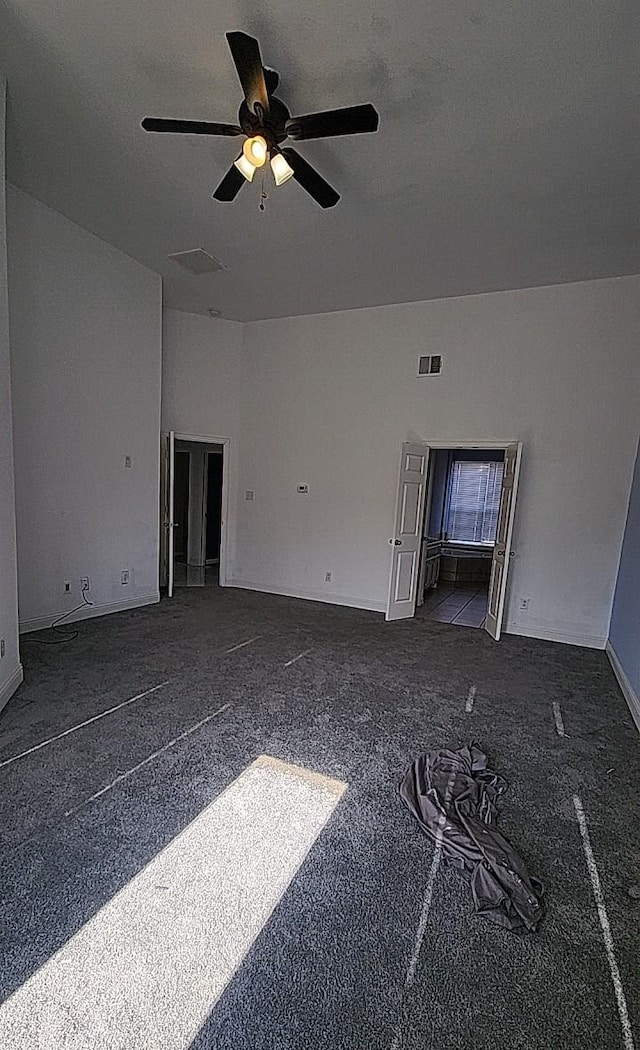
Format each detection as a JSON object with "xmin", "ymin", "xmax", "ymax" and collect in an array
[{"xmin": 399, "ymin": 745, "xmax": 544, "ymax": 932}]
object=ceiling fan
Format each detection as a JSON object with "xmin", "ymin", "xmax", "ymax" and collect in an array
[{"xmin": 141, "ymin": 31, "xmax": 379, "ymax": 209}]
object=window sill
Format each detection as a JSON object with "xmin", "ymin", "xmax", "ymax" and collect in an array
[{"xmin": 443, "ymin": 540, "xmax": 494, "ymax": 549}]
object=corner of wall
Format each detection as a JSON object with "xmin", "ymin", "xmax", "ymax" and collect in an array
[
  {"xmin": 0, "ymin": 663, "xmax": 24, "ymax": 716},
  {"xmin": 606, "ymin": 640, "xmax": 640, "ymax": 734},
  {"xmin": 0, "ymin": 74, "xmax": 22, "ymax": 711}
]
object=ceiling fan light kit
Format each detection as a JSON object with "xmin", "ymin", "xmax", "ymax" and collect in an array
[{"xmin": 141, "ymin": 31, "xmax": 379, "ymax": 208}]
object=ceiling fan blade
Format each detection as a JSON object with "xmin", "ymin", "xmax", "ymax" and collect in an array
[
  {"xmin": 226, "ymin": 31, "xmax": 269, "ymax": 115},
  {"xmin": 281, "ymin": 148, "xmax": 340, "ymax": 209},
  {"xmin": 285, "ymin": 103, "xmax": 379, "ymax": 141},
  {"xmin": 142, "ymin": 117, "xmax": 242, "ymax": 136},
  {"xmin": 212, "ymin": 164, "xmax": 246, "ymax": 202}
]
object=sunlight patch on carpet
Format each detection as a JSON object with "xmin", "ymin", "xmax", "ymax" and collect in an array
[{"xmin": 0, "ymin": 756, "xmax": 346, "ymax": 1049}]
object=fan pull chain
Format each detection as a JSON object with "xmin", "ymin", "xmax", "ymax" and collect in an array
[{"xmin": 258, "ymin": 162, "xmax": 268, "ymax": 212}]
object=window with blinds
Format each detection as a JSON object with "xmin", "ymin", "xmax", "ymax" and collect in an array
[{"xmin": 446, "ymin": 460, "xmax": 504, "ymax": 544}]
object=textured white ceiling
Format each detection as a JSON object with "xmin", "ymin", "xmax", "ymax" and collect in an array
[{"xmin": 1, "ymin": 0, "xmax": 639, "ymax": 320}]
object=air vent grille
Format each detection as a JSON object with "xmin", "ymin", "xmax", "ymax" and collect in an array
[
  {"xmin": 418, "ymin": 355, "xmax": 442, "ymax": 376},
  {"xmin": 167, "ymin": 248, "xmax": 225, "ymax": 275}
]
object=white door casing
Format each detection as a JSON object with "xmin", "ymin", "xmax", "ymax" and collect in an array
[
  {"xmin": 386, "ymin": 443, "xmax": 431, "ymax": 621},
  {"xmin": 167, "ymin": 430, "xmax": 176, "ymax": 598},
  {"xmin": 159, "ymin": 433, "xmax": 169, "ymax": 591},
  {"xmin": 485, "ymin": 442, "xmax": 522, "ymax": 640}
]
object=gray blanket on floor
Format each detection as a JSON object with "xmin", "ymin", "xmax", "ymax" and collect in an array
[{"xmin": 399, "ymin": 745, "xmax": 544, "ymax": 932}]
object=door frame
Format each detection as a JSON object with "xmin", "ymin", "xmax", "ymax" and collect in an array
[
  {"xmin": 204, "ymin": 449, "xmax": 224, "ymax": 566},
  {"xmin": 163, "ymin": 432, "xmax": 231, "ymax": 588},
  {"xmin": 396, "ymin": 439, "xmax": 521, "ymax": 632}
]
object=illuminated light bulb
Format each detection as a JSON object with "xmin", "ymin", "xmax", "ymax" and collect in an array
[
  {"xmin": 270, "ymin": 152, "xmax": 294, "ymax": 187},
  {"xmin": 242, "ymin": 135, "xmax": 267, "ymax": 167},
  {"xmin": 234, "ymin": 153, "xmax": 257, "ymax": 182}
]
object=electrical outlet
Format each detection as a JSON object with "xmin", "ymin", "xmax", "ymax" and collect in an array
[
  {"xmin": 245, "ymin": 490, "xmax": 254, "ymax": 501},
  {"xmin": 121, "ymin": 570, "xmax": 130, "ymax": 585},
  {"xmin": 64, "ymin": 581, "xmax": 70, "ymax": 593},
  {"xmin": 519, "ymin": 597, "xmax": 530, "ymax": 611},
  {"xmin": 80, "ymin": 577, "xmax": 90, "ymax": 592},
  {"xmin": 0, "ymin": 639, "xmax": 5, "ymax": 659},
  {"xmin": 124, "ymin": 455, "xmax": 132, "ymax": 468},
  {"xmin": 325, "ymin": 571, "xmax": 332, "ymax": 583}
]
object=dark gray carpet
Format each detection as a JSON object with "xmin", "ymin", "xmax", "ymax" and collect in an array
[{"xmin": 1, "ymin": 585, "xmax": 638, "ymax": 1049}]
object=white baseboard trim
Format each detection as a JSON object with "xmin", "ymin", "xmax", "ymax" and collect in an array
[
  {"xmin": 228, "ymin": 579, "xmax": 386, "ymax": 614},
  {"xmin": 504, "ymin": 623, "xmax": 607, "ymax": 649},
  {"xmin": 0, "ymin": 664, "xmax": 24, "ymax": 714},
  {"xmin": 19, "ymin": 592, "xmax": 160, "ymax": 635},
  {"xmin": 606, "ymin": 641, "xmax": 640, "ymax": 734}
]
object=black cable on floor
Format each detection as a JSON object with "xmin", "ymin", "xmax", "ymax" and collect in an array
[{"xmin": 21, "ymin": 590, "xmax": 94, "ymax": 645}]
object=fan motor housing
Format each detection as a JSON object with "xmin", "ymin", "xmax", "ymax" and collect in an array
[{"xmin": 239, "ymin": 94, "xmax": 290, "ymax": 146}]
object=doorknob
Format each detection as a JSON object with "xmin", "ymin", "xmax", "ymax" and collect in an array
[
  {"xmin": 389, "ymin": 538, "xmax": 402, "ymax": 546},
  {"xmin": 497, "ymin": 548, "xmax": 505, "ymax": 556}
]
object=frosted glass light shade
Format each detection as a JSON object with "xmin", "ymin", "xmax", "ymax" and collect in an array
[
  {"xmin": 234, "ymin": 153, "xmax": 257, "ymax": 182},
  {"xmin": 243, "ymin": 135, "xmax": 267, "ymax": 167},
  {"xmin": 271, "ymin": 152, "xmax": 294, "ymax": 186}
]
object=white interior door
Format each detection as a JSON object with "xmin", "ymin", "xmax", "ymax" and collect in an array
[
  {"xmin": 386, "ymin": 443, "xmax": 430, "ymax": 621},
  {"xmin": 167, "ymin": 430, "xmax": 176, "ymax": 598},
  {"xmin": 485, "ymin": 442, "xmax": 522, "ymax": 640}
]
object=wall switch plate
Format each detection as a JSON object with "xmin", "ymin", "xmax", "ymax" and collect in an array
[
  {"xmin": 297, "ymin": 484, "xmax": 309, "ymax": 494},
  {"xmin": 245, "ymin": 490, "xmax": 254, "ymax": 501},
  {"xmin": 121, "ymin": 570, "xmax": 130, "ymax": 585},
  {"xmin": 124, "ymin": 455, "xmax": 132, "ymax": 468},
  {"xmin": 0, "ymin": 639, "xmax": 4, "ymax": 659},
  {"xmin": 64, "ymin": 581, "xmax": 70, "ymax": 593},
  {"xmin": 519, "ymin": 597, "xmax": 530, "ymax": 611},
  {"xmin": 81, "ymin": 577, "xmax": 90, "ymax": 592},
  {"xmin": 324, "ymin": 572, "xmax": 332, "ymax": 582}
]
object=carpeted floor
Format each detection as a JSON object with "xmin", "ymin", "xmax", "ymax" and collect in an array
[{"xmin": 0, "ymin": 585, "xmax": 638, "ymax": 1049}]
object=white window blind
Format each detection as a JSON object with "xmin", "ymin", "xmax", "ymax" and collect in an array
[{"xmin": 446, "ymin": 460, "xmax": 504, "ymax": 544}]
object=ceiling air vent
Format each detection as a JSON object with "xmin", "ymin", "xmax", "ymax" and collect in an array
[
  {"xmin": 167, "ymin": 248, "xmax": 226, "ymax": 275},
  {"xmin": 418, "ymin": 355, "xmax": 442, "ymax": 376}
]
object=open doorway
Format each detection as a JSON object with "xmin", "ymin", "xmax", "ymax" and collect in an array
[
  {"xmin": 160, "ymin": 432, "xmax": 230, "ymax": 596},
  {"xmin": 386, "ymin": 441, "xmax": 522, "ymax": 639},
  {"xmin": 173, "ymin": 439, "xmax": 223, "ymax": 587},
  {"xmin": 416, "ymin": 449, "xmax": 504, "ymax": 629}
]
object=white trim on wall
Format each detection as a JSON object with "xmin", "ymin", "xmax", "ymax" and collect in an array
[
  {"xmin": 20, "ymin": 593, "xmax": 160, "ymax": 634},
  {"xmin": 606, "ymin": 640, "xmax": 640, "ymax": 734},
  {"xmin": 0, "ymin": 664, "xmax": 23, "ymax": 715},
  {"xmin": 421, "ymin": 440, "xmax": 515, "ymax": 449},
  {"xmin": 505, "ymin": 623, "xmax": 606, "ymax": 649},
  {"xmin": 228, "ymin": 579, "xmax": 386, "ymax": 614}
]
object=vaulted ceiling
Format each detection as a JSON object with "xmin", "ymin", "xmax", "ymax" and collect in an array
[{"xmin": 1, "ymin": 0, "xmax": 638, "ymax": 320}]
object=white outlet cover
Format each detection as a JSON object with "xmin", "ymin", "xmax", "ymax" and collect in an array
[{"xmin": 245, "ymin": 490, "xmax": 254, "ymax": 501}]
